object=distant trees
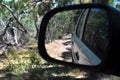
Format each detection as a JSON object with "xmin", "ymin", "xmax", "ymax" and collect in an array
[
  {"xmin": 44, "ymin": 0, "xmax": 115, "ymax": 43},
  {"xmin": 0, "ymin": 0, "xmax": 79, "ymax": 50},
  {"xmin": 78, "ymin": 0, "xmax": 114, "ymax": 4},
  {"xmin": 0, "ymin": 0, "xmax": 115, "ymax": 50},
  {"xmin": 45, "ymin": 10, "xmax": 76, "ymax": 43}
]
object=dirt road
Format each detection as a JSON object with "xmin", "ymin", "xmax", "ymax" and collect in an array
[{"xmin": 45, "ymin": 35, "xmax": 72, "ymax": 62}]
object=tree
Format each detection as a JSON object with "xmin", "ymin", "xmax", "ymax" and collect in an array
[
  {"xmin": 54, "ymin": 0, "xmax": 73, "ymax": 7},
  {"xmin": 74, "ymin": 0, "xmax": 92, "ymax": 4},
  {"xmin": 45, "ymin": 10, "xmax": 77, "ymax": 43},
  {"xmin": 0, "ymin": 1, "xmax": 31, "ymax": 48},
  {"xmin": 0, "ymin": 0, "xmax": 54, "ymax": 52},
  {"xmin": 0, "ymin": 0, "xmax": 54, "ymax": 40}
]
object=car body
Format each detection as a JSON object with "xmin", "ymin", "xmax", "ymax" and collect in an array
[{"xmin": 71, "ymin": 8, "xmax": 109, "ymax": 66}]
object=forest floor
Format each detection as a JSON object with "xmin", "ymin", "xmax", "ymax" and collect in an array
[
  {"xmin": 0, "ymin": 38, "xmax": 119, "ymax": 80},
  {"xmin": 0, "ymin": 38, "xmax": 88, "ymax": 80},
  {"xmin": 45, "ymin": 38, "xmax": 72, "ymax": 62}
]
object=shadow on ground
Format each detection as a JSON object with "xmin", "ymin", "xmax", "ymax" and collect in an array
[{"xmin": 0, "ymin": 64, "xmax": 100, "ymax": 80}]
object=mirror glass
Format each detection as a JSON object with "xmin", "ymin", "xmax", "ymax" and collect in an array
[{"xmin": 45, "ymin": 8, "xmax": 109, "ymax": 66}]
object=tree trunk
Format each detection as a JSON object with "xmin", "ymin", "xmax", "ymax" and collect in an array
[
  {"xmin": 35, "ymin": 15, "xmax": 43, "ymax": 40},
  {"xmin": 1, "ymin": 3, "xmax": 28, "ymax": 33}
]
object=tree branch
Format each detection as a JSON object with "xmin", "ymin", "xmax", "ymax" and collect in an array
[{"xmin": 0, "ymin": 3, "xmax": 28, "ymax": 33}]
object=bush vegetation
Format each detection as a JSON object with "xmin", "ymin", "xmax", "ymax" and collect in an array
[{"xmin": 0, "ymin": 39, "xmax": 85, "ymax": 80}]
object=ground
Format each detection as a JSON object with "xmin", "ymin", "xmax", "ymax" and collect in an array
[
  {"xmin": 0, "ymin": 38, "xmax": 119, "ymax": 80},
  {"xmin": 45, "ymin": 38, "xmax": 72, "ymax": 62},
  {"xmin": 0, "ymin": 39, "xmax": 88, "ymax": 80}
]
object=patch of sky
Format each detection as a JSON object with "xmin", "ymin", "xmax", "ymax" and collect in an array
[{"xmin": 114, "ymin": 0, "xmax": 120, "ymax": 7}]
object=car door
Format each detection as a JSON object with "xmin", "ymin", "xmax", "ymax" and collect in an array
[
  {"xmin": 72, "ymin": 8, "xmax": 109, "ymax": 65},
  {"xmin": 72, "ymin": 9, "xmax": 90, "ymax": 64},
  {"xmin": 82, "ymin": 8, "xmax": 109, "ymax": 63}
]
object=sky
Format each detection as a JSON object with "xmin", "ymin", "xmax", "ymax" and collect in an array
[{"xmin": 114, "ymin": 0, "xmax": 120, "ymax": 6}]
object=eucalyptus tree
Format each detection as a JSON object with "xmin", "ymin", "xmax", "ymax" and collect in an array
[
  {"xmin": 0, "ymin": 0, "xmax": 31, "ymax": 49},
  {"xmin": 0, "ymin": 0, "xmax": 54, "ymax": 53}
]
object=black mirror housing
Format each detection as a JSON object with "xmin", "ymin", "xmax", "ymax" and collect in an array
[{"xmin": 38, "ymin": 4, "xmax": 120, "ymax": 76}]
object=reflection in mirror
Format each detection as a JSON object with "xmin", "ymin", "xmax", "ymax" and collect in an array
[{"xmin": 45, "ymin": 8, "xmax": 109, "ymax": 66}]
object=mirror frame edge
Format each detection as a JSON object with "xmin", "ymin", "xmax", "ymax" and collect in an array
[{"xmin": 38, "ymin": 3, "xmax": 113, "ymax": 74}]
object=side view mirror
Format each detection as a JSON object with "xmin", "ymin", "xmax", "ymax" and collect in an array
[{"xmin": 38, "ymin": 4, "xmax": 120, "ymax": 76}]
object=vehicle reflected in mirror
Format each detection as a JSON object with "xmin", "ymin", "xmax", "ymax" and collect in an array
[{"xmin": 45, "ymin": 8, "xmax": 109, "ymax": 66}]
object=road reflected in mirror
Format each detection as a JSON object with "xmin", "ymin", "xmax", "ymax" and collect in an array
[
  {"xmin": 45, "ymin": 34, "xmax": 72, "ymax": 62},
  {"xmin": 45, "ymin": 8, "xmax": 109, "ymax": 66}
]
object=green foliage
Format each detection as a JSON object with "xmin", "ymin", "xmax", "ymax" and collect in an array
[
  {"xmin": 2, "ymin": 39, "xmax": 40, "ymax": 76},
  {"xmin": 46, "ymin": 10, "xmax": 77, "ymax": 41},
  {"xmin": 1, "ymin": 0, "xmax": 47, "ymax": 29},
  {"xmin": 4, "ymin": 49, "xmax": 42, "ymax": 76},
  {"xmin": 21, "ymin": 17, "xmax": 35, "ymax": 30},
  {"xmin": 0, "ymin": 0, "xmax": 81, "ymax": 39},
  {"xmin": 0, "ymin": 7, "xmax": 11, "ymax": 23},
  {"xmin": 0, "ymin": 40, "xmax": 83, "ymax": 79},
  {"xmin": 109, "ymin": 0, "xmax": 114, "ymax": 6},
  {"xmin": 55, "ymin": 0, "xmax": 74, "ymax": 7},
  {"xmin": 74, "ymin": 0, "xmax": 92, "ymax": 4}
]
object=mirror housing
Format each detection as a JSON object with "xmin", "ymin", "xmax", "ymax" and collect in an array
[{"xmin": 38, "ymin": 4, "xmax": 120, "ymax": 76}]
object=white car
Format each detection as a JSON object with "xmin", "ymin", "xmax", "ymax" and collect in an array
[{"xmin": 71, "ymin": 8, "xmax": 109, "ymax": 66}]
